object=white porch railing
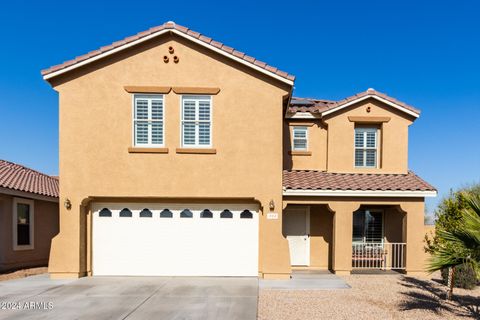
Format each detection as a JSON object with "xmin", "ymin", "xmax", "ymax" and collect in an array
[{"xmin": 352, "ymin": 242, "xmax": 406, "ymax": 270}]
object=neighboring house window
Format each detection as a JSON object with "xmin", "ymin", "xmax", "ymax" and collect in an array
[
  {"xmin": 181, "ymin": 96, "xmax": 212, "ymax": 147},
  {"xmin": 292, "ymin": 126, "xmax": 308, "ymax": 151},
  {"xmin": 352, "ymin": 210, "xmax": 383, "ymax": 243},
  {"xmin": 355, "ymin": 127, "xmax": 377, "ymax": 168},
  {"xmin": 133, "ymin": 94, "xmax": 164, "ymax": 146},
  {"xmin": 13, "ymin": 198, "xmax": 34, "ymax": 250}
]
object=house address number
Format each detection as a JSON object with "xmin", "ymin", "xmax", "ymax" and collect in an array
[{"xmin": 267, "ymin": 213, "xmax": 278, "ymax": 220}]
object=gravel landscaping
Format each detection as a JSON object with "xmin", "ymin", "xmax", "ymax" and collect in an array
[
  {"xmin": 259, "ymin": 273, "xmax": 479, "ymax": 320},
  {"xmin": 0, "ymin": 267, "xmax": 47, "ymax": 282}
]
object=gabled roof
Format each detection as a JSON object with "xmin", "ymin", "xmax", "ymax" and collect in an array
[
  {"xmin": 0, "ymin": 160, "xmax": 59, "ymax": 198},
  {"xmin": 288, "ymin": 89, "xmax": 421, "ymax": 118},
  {"xmin": 283, "ymin": 170, "xmax": 436, "ymax": 197},
  {"xmin": 41, "ymin": 21, "xmax": 295, "ymax": 85}
]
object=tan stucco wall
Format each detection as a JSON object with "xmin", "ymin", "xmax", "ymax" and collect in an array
[
  {"xmin": 284, "ymin": 197, "xmax": 426, "ymax": 275},
  {"xmin": 324, "ymin": 100, "xmax": 414, "ymax": 174},
  {"xmin": 48, "ymin": 33, "xmax": 292, "ymax": 278},
  {"xmin": 309, "ymin": 205, "xmax": 332, "ymax": 269},
  {"xmin": 285, "ymin": 99, "xmax": 415, "ymax": 173},
  {"xmin": 0, "ymin": 194, "xmax": 59, "ymax": 271},
  {"xmin": 283, "ymin": 121, "xmax": 328, "ymax": 170}
]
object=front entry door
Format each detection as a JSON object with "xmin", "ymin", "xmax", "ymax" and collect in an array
[{"xmin": 284, "ymin": 207, "xmax": 310, "ymax": 266}]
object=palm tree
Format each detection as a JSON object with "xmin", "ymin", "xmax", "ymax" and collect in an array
[{"xmin": 428, "ymin": 194, "xmax": 480, "ymax": 299}]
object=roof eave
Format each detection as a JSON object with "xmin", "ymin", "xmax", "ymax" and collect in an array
[
  {"xmin": 42, "ymin": 28, "xmax": 295, "ymax": 86},
  {"xmin": 321, "ymin": 94, "xmax": 420, "ymax": 119},
  {"xmin": 283, "ymin": 189, "xmax": 437, "ymax": 197}
]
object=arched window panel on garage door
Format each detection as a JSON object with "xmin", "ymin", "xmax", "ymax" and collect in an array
[
  {"xmin": 240, "ymin": 210, "xmax": 253, "ymax": 219},
  {"xmin": 139, "ymin": 208, "xmax": 152, "ymax": 218},
  {"xmin": 200, "ymin": 209, "xmax": 213, "ymax": 218},
  {"xmin": 220, "ymin": 209, "xmax": 233, "ymax": 219},
  {"xmin": 119, "ymin": 208, "xmax": 132, "ymax": 217},
  {"xmin": 180, "ymin": 209, "xmax": 193, "ymax": 218},
  {"xmin": 160, "ymin": 209, "xmax": 173, "ymax": 218},
  {"xmin": 99, "ymin": 208, "xmax": 112, "ymax": 217}
]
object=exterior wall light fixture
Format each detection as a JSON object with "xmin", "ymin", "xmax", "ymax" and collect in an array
[
  {"xmin": 64, "ymin": 198, "xmax": 72, "ymax": 210},
  {"xmin": 269, "ymin": 199, "xmax": 275, "ymax": 211}
]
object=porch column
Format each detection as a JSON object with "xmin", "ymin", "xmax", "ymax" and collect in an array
[
  {"xmin": 401, "ymin": 200, "xmax": 427, "ymax": 276},
  {"xmin": 329, "ymin": 203, "xmax": 358, "ymax": 275}
]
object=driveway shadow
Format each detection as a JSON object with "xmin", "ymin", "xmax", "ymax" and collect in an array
[{"xmin": 398, "ymin": 276, "xmax": 479, "ymax": 319}]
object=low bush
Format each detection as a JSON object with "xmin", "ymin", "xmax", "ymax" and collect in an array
[{"xmin": 441, "ymin": 264, "xmax": 478, "ymax": 289}]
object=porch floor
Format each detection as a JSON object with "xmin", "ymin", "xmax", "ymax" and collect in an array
[
  {"xmin": 351, "ymin": 269, "xmax": 404, "ymax": 275},
  {"xmin": 260, "ymin": 270, "xmax": 350, "ymax": 290}
]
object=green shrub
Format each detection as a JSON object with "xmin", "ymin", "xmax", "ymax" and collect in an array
[{"xmin": 441, "ymin": 264, "xmax": 478, "ymax": 289}]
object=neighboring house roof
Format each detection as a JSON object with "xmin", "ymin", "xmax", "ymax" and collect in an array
[
  {"xmin": 41, "ymin": 21, "xmax": 295, "ymax": 85},
  {"xmin": 283, "ymin": 170, "xmax": 436, "ymax": 197},
  {"xmin": 288, "ymin": 88, "xmax": 420, "ymax": 118},
  {"xmin": 0, "ymin": 160, "xmax": 59, "ymax": 198}
]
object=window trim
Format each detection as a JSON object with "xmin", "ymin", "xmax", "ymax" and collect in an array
[
  {"xmin": 354, "ymin": 127, "xmax": 378, "ymax": 168},
  {"xmin": 292, "ymin": 126, "xmax": 308, "ymax": 151},
  {"xmin": 180, "ymin": 95, "xmax": 213, "ymax": 148},
  {"xmin": 132, "ymin": 94, "xmax": 165, "ymax": 147},
  {"xmin": 13, "ymin": 197, "xmax": 34, "ymax": 251}
]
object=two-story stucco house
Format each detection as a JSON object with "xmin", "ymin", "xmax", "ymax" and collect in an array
[{"xmin": 41, "ymin": 21, "xmax": 436, "ymax": 279}]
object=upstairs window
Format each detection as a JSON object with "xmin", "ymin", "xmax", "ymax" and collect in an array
[
  {"xmin": 355, "ymin": 128, "xmax": 377, "ymax": 168},
  {"xmin": 182, "ymin": 96, "xmax": 212, "ymax": 147},
  {"xmin": 133, "ymin": 95, "xmax": 164, "ymax": 146},
  {"xmin": 292, "ymin": 126, "xmax": 308, "ymax": 151}
]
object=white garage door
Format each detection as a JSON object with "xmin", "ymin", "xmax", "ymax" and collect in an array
[{"xmin": 92, "ymin": 203, "xmax": 259, "ymax": 276}]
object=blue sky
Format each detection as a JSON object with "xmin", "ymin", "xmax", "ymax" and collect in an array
[{"xmin": 0, "ymin": 0, "xmax": 479, "ymax": 214}]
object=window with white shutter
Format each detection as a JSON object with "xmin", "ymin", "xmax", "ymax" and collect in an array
[
  {"xmin": 133, "ymin": 95, "xmax": 164, "ymax": 146},
  {"xmin": 292, "ymin": 126, "xmax": 308, "ymax": 151},
  {"xmin": 181, "ymin": 96, "xmax": 212, "ymax": 147},
  {"xmin": 354, "ymin": 127, "xmax": 378, "ymax": 168},
  {"xmin": 352, "ymin": 210, "xmax": 384, "ymax": 243}
]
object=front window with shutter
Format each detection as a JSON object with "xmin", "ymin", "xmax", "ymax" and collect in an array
[
  {"xmin": 182, "ymin": 96, "xmax": 212, "ymax": 147},
  {"xmin": 352, "ymin": 210, "xmax": 384, "ymax": 243},
  {"xmin": 133, "ymin": 95, "xmax": 164, "ymax": 146},
  {"xmin": 354, "ymin": 127, "xmax": 377, "ymax": 168},
  {"xmin": 292, "ymin": 126, "xmax": 308, "ymax": 151}
]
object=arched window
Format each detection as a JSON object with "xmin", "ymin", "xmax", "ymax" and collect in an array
[
  {"xmin": 160, "ymin": 209, "xmax": 173, "ymax": 218},
  {"xmin": 240, "ymin": 210, "xmax": 253, "ymax": 219},
  {"xmin": 180, "ymin": 209, "xmax": 193, "ymax": 218},
  {"xmin": 99, "ymin": 208, "xmax": 112, "ymax": 217},
  {"xmin": 220, "ymin": 209, "xmax": 233, "ymax": 219},
  {"xmin": 200, "ymin": 209, "xmax": 213, "ymax": 218},
  {"xmin": 140, "ymin": 208, "xmax": 152, "ymax": 218},
  {"xmin": 119, "ymin": 208, "xmax": 132, "ymax": 217}
]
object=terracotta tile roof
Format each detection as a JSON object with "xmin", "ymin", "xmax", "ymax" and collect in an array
[
  {"xmin": 41, "ymin": 21, "xmax": 295, "ymax": 82},
  {"xmin": 288, "ymin": 89, "xmax": 420, "ymax": 116},
  {"xmin": 283, "ymin": 170, "xmax": 435, "ymax": 192},
  {"xmin": 0, "ymin": 160, "xmax": 59, "ymax": 198},
  {"xmin": 288, "ymin": 97, "xmax": 336, "ymax": 114}
]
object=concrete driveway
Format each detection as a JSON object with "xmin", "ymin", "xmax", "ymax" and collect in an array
[{"xmin": 0, "ymin": 275, "xmax": 258, "ymax": 320}]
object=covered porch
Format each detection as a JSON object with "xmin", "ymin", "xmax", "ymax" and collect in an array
[
  {"xmin": 282, "ymin": 204, "xmax": 408, "ymax": 273},
  {"xmin": 282, "ymin": 170, "xmax": 437, "ymax": 276}
]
